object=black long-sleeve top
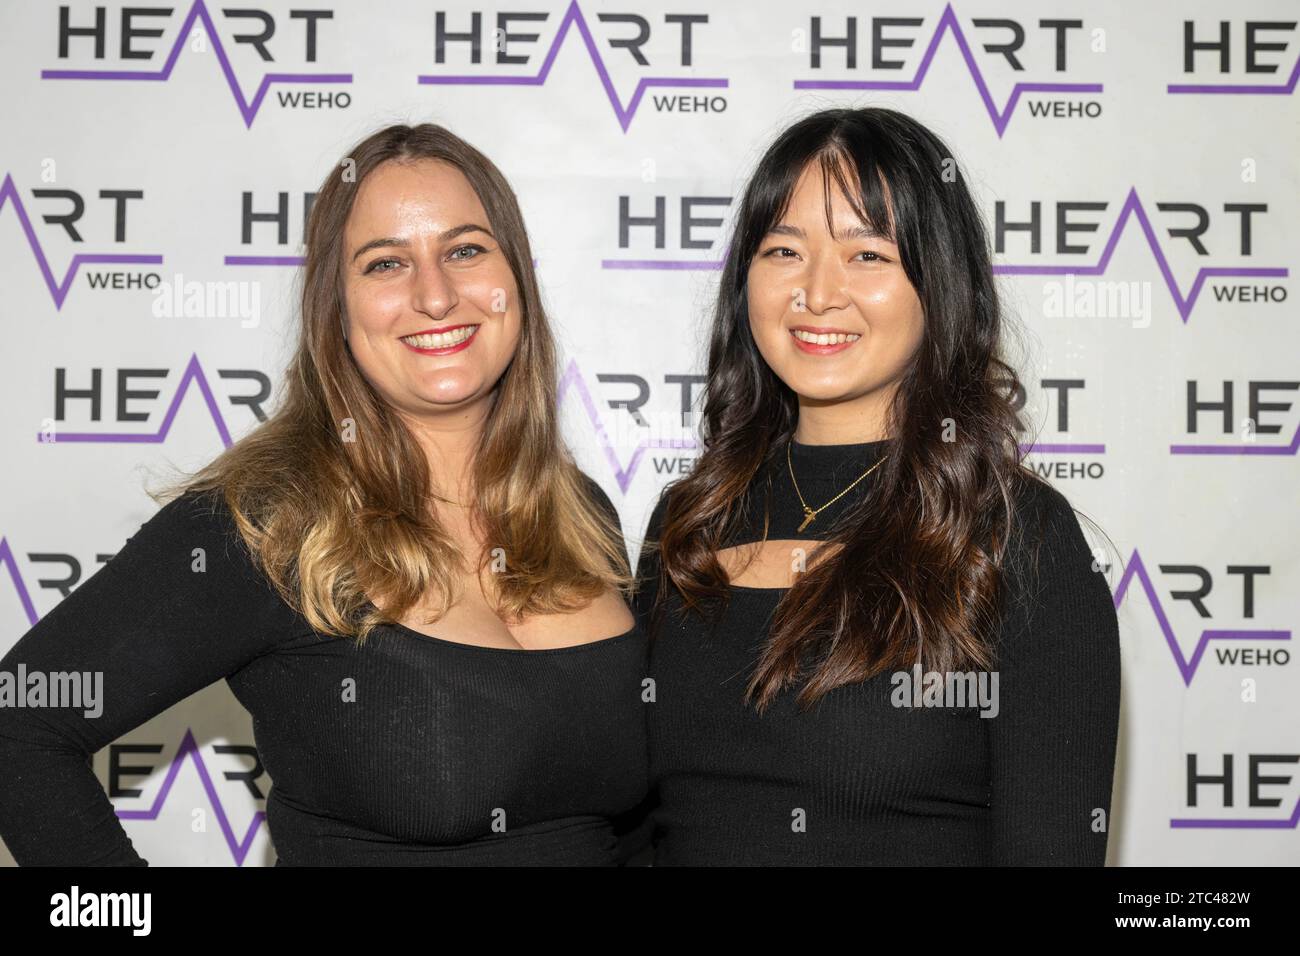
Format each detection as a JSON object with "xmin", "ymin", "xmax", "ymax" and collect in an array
[
  {"xmin": 0, "ymin": 479, "xmax": 649, "ymax": 866},
  {"xmin": 632, "ymin": 438, "xmax": 1122, "ymax": 865}
]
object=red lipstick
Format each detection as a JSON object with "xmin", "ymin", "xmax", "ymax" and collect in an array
[
  {"xmin": 399, "ymin": 324, "xmax": 480, "ymax": 356},
  {"xmin": 789, "ymin": 325, "xmax": 861, "ymax": 355}
]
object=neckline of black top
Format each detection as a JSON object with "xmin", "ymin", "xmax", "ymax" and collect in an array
[
  {"xmin": 786, "ymin": 437, "xmax": 892, "ymax": 486},
  {"xmin": 373, "ymin": 609, "xmax": 644, "ymax": 656},
  {"xmin": 719, "ymin": 437, "xmax": 894, "ymax": 594}
]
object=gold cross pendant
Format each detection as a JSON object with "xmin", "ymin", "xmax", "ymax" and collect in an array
[{"xmin": 798, "ymin": 507, "xmax": 817, "ymax": 532}]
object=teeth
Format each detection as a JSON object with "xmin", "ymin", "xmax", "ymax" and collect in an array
[
  {"xmin": 402, "ymin": 326, "xmax": 479, "ymax": 348},
  {"xmin": 792, "ymin": 329, "xmax": 861, "ymax": 345}
]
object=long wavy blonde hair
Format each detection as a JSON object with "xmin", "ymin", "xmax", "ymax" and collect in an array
[{"xmin": 154, "ymin": 123, "xmax": 630, "ymax": 639}]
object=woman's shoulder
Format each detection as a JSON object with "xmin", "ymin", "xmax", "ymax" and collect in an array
[
  {"xmin": 124, "ymin": 487, "xmax": 239, "ymax": 550},
  {"xmin": 642, "ymin": 477, "xmax": 689, "ymax": 536},
  {"xmin": 55, "ymin": 486, "xmax": 310, "ymax": 647},
  {"xmin": 1004, "ymin": 472, "xmax": 1112, "ymax": 605},
  {"xmin": 1009, "ymin": 474, "xmax": 1096, "ymax": 555},
  {"xmin": 107, "ymin": 487, "xmax": 268, "ymax": 588}
]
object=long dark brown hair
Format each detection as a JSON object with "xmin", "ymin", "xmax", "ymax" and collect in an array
[
  {"xmin": 154, "ymin": 123, "xmax": 630, "ymax": 639},
  {"xmin": 649, "ymin": 106, "xmax": 1085, "ymax": 712}
]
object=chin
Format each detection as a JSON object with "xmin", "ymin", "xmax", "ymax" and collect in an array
[
  {"xmin": 793, "ymin": 388, "xmax": 861, "ymax": 405},
  {"xmin": 410, "ymin": 377, "xmax": 484, "ymax": 407},
  {"xmin": 784, "ymin": 373, "xmax": 866, "ymax": 400}
]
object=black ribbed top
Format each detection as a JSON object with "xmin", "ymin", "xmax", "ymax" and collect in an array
[
  {"xmin": 632, "ymin": 437, "xmax": 1121, "ymax": 865},
  {"xmin": 0, "ymin": 481, "xmax": 649, "ymax": 866}
]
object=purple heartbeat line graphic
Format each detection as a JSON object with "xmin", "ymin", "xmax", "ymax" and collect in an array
[
  {"xmin": 1021, "ymin": 441, "xmax": 1106, "ymax": 454},
  {"xmin": 0, "ymin": 538, "xmax": 41, "ymax": 628},
  {"xmin": 792, "ymin": 3, "xmax": 1102, "ymax": 138},
  {"xmin": 1172, "ymin": 795, "xmax": 1300, "ymax": 830},
  {"xmin": 114, "ymin": 728, "xmax": 266, "ymax": 866},
  {"xmin": 1175, "ymin": 790, "xmax": 1294, "ymax": 832},
  {"xmin": 31, "ymin": 353, "xmax": 680, "ymax": 489},
  {"xmin": 1113, "ymin": 550, "xmax": 1290, "ymax": 688},
  {"xmin": 1168, "ymin": 53, "xmax": 1300, "ymax": 95},
  {"xmin": 1117, "ymin": 555, "xmax": 1300, "ymax": 828},
  {"xmin": 225, "ymin": 255, "xmax": 541, "ymax": 268},
  {"xmin": 1, "ymin": 174, "xmax": 163, "ymax": 310},
  {"xmin": 37, "ymin": 354, "xmax": 235, "ymax": 447},
  {"xmin": 559, "ymin": 359, "xmax": 695, "ymax": 493},
  {"xmin": 417, "ymin": 0, "xmax": 728, "ymax": 133},
  {"xmin": 40, "ymin": 0, "xmax": 351, "ymax": 129},
  {"xmin": 994, "ymin": 187, "xmax": 1288, "ymax": 322},
  {"xmin": 602, "ymin": 238, "xmax": 732, "ymax": 271},
  {"xmin": 601, "ymin": 257, "xmax": 724, "ymax": 270},
  {"xmin": 1171, "ymin": 420, "xmax": 1300, "ymax": 456},
  {"xmin": 225, "ymin": 255, "xmax": 304, "ymax": 266}
]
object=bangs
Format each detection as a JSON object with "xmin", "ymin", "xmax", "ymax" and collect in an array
[{"xmin": 765, "ymin": 144, "xmax": 898, "ymax": 246}]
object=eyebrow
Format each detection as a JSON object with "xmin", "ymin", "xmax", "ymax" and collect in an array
[
  {"xmin": 350, "ymin": 223, "xmax": 494, "ymax": 262},
  {"xmin": 767, "ymin": 223, "xmax": 892, "ymax": 242}
]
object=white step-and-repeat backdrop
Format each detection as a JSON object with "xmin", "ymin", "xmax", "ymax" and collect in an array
[{"xmin": 1, "ymin": 0, "xmax": 1296, "ymax": 865}]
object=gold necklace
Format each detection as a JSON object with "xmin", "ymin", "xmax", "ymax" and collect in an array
[{"xmin": 787, "ymin": 440, "xmax": 888, "ymax": 532}]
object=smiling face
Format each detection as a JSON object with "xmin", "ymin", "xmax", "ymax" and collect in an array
[
  {"xmin": 341, "ymin": 158, "xmax": 522, "ymax": 423},
  {"xmin": 746, "ymin": 159, "xmax": 924, "ymax": 438}
]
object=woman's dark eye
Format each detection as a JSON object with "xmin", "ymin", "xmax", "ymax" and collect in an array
[
  {"xmin": 365, "ymin": 257, "xmax": 400, "ymax": 274},
  {"xmin": 764, "ymin": 247, "xmax": 797, "ymax": 258},
  {"xmin": 857, "ymin": 251, "xmax": 887, "ymax": 262},
  {"xmin": 449, "ymin": 244, "xmax": 486, "ymax": 261}
]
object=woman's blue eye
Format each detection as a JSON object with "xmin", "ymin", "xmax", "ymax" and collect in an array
[{"xmin": 364, "ymin": 245, "xmax": 486, "ymax": 272}]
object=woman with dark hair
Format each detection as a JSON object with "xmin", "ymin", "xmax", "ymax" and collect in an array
[
  {"xmin": 0, "ymin": 124, "xmax": 648, "ymax": 866},
  {"xmin": 633, "ymin": 107, "xmax": 1122, "ymax": 865}
]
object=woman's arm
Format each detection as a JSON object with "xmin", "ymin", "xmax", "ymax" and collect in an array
[
  {"xmin": 0, "ymin": 490, "xmax": 306, "ymax": 865},
  {"xmin": 987, "ymin": 481, "xmax": 1122, "ymax": 865}
]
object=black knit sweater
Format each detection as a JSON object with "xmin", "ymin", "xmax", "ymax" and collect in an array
[
  {"xmin": 0, "ymin": 478, "xmax": 648, "ymax": 866},
  {"xmin": 632, "ymin": 438, "xmax": 1121, "ymax": 865}
]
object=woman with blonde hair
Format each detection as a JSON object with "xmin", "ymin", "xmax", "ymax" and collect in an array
[{"xmin": 0, "ymin": 124, "xmax": 649, "ymax": 866}]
